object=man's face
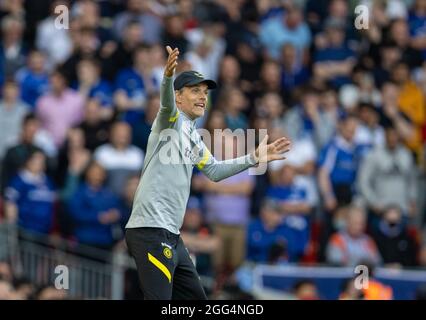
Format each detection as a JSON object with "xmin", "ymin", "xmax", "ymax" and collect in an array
[{"xmin": 175, "ymin": 83, "xmax": 208, "ymax": 119}]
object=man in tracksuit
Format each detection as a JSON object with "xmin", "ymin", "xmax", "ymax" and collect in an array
[{"xmin": 125, "ymin": 46, "xmax": 291, "ymax": 300}]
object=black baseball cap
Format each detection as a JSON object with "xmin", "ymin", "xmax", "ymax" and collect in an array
[{"xmin": 173, "ymin": 71, "xmax": 217, "ymax": 90}]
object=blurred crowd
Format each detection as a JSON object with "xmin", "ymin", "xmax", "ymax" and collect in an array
[{"xmin": 0, "ymin": 0, "xmax": 426, "ymax": 299}]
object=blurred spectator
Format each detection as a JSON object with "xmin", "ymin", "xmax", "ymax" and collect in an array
[
  {"xmin": 357, "ymin": 125, "xmax": 417, "ymax": 220},
  {"xmin": 113, "ymin": 0, "xmax": 163, "ymax": 45},
  {"xmin": 193, "ymin": 133, "xmax": 254, "ymax": 274},
  {"xmin": 162, "ymin": 13, "xmax": 190, "ymax": 56},
  {"xmin": 0, "ymin": 15, "xmax": 27, "ymax": 82},
  {"xmin": 280, "ymin": 43, "xmax": 310, "ymax": 97},
  {"xmin": 36, "ymin": 69, "xmax": 85, "ymax": 148},
  {"xmin": 15, "ymin": 50, "xmax": 49, "ymax": 108},
  {"xmin": 62, "ymin": 27, "xmax": 104, "ymax": 84},
  {"xmin": 259, "ymin": 4, "xmax": 311, "ymax": 61},
  {"xmin": 0, "ymin": 278, "xmax": 14, "ymax": 300},
  {"xmin": 74, "ymin": 58, "xmax": 113, "ymax": 117},
  {"xmin": 1, "ymin": 114, "xmax": 42, "ymax": 194},
  {"xmin": 4, "ymin": 150, "xmax": 56, "ymax": 235},
  {"xmin": 267, "ymin": 164, "xmax": 314, "ymax": 261},
  {"xmin": 318, "ymin": 114, "xmax": 360, "ymax": 212},
  {"xmin": 35, "ymin": 0, "xmax": 73, "ymax": 69},
  {"xmin": 67, "ymin": 161, "xmax": 123, "ymax": 249},
  {"xmin": 114, "ymin": 44, "xmax": 160, "ymax": 115},
  {"xmin": 94, "ymin": 122, "xmax": 144, "ymax": 196},
  {"xmin": 292, "ymin": 280, "xmax": 320, "ymax": 300},
  {"xmin": 371, "ymin": 205, "xmax": 418, "ymax": 267},
  {"xmin": 354, "ymin": 103, "xmax": 385, "ymax": 150},
  {"xmin": 246, "ymin": 198, "xmax": 289, "ymax": 264},
  {"xmin": 379, "ymin": 81, "xmax": 416, "ymax": 145},
  {"xmin": 283, "ymin": 86, "xmax": 335, "ymax": 149},
  {"xmin": 216, "ymin": 86, "xmax": 249, "ymax": 130},
  {"xmin": 104, "ymin": 19, "xmax": 142, "ymax": 81},
  {"xmin": 339, "ymin": 278, "xmax": 364, "ymax": 300},
  {"xmin": 361, "ymin": 262, "xmax": 393, "ymax": 300},
  {"xmin": 78, "ymin": 98, "xmax": 111, "ymax": 152},
  {"xmin": 185, "ymin": 26, "xmax": 226, "ymax": 81},
  {"xmin": 409, "ymin": 0, "xmax": 426, "ymax": 60},
  {"xmin": 392, "ymin": 60, "xmax": 426, "ymax": 160},
  {"xmin": 326, "ymin": 206, "xmax": 382, "ymax": 267},
  {"xmin": 35, "ymin": 285, "xmax": 68, "ymax": 300},
  {"xmin": 56, "ymin": 127, "xmax": 91, "ymax": 190},
  {"xmin": 131, "ymin": 93, "xmax": 160, "ymax": 153},
  {"xmin": 313, "ymin": 17, "xmax": 356, "ymax": 88},
  {"xmin": 180, "ymin": 196, "xmax": 220, "ymax": 277},
  {"xmin": 0, "ymin": 80, "xmax": 29, "ymax": 160}
]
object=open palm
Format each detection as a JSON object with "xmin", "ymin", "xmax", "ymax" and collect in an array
[{"xmin": 253, "ymin": 135, "xmax": 291, "ymax": 163}]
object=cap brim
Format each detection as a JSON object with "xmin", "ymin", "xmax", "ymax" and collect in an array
[{"xmin": 185, "ymin": 79, "xmax": 217, "ymax": 89}]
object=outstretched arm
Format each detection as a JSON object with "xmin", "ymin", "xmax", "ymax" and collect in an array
[
  {"xmin": 197, "ymin": 135, "xmax": 291, "ymax": 182},
  {"xmin": 153, "ymin": 46, "xmax": 180, "ymax": 131}
]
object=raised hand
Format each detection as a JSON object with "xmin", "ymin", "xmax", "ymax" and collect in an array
[
  {"xmin": 164, "ymin": 46, "xmax": 179, "ymax": 77},
  {"xmin": 253, "ymin": 135, "xmax": 291, "ymax": 163}
]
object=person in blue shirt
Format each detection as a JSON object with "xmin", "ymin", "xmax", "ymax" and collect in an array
[
  {"xmin": 246, "ymin": 198, "xmax": 289, "ymax": 264},
  {"xmin": 113, "ymin": 44, "xmax": 160, "ymax": 124},
  {"xmin": 67, "ymin": 161, "xmax": 124, "ymax": 250},
  {"xmin": 15, "ymin": 50, "xmax": 49, "ymax": 109},
  {"xmin": 4, "ymin": 150, "xmax": 56, "ymax": 235},
  {"xmin": 73, "ymin": 58, "xmax": 113, "ymax": 111},
  {"xmin": 266, "ymin": 164, "xmax": 314, "ymax": 262},
  {"xmin": 313, "ymin": 18, "xmax": 356, "ymax": 88},
  {"xmin": 318, "ymin": 114, "xmax": 361, "ymax": 213}
]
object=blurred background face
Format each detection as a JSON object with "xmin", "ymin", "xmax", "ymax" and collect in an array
[
  {"xmin": 339, "ymin": 118, "xmax": 358, "ymax": 142},
  {"xmin": 86, "ymin": 162, "xmax": 106, "ymax": 187},
  {"xmin": 295, "ymin": 282, "xmax": 319, "ymax": 300},
  {"xmin": 284, "ymin": 7, "xmax": 302, "ymax": 29},
  {"xmin": 321, "ymin": 90, "xmax": 338, "ymax": 109},
  {"xmin": 280, "ymin": 165, "xmax": 296, "ymax": 185},
  {"xmin": 110, "ymin": 122, "xmax": 131, "ymax": 149},
  {"xmin": 67, "ymin": 127, "xmax": 85, "ymax": 149},
  {"xmin": 22, "ymin": 118, "xmax": 39, "ymax": 142},
  {"xmin": 359, "ymin": 105, "xmax": 379, "ymax": 126},
  {"xmin": 391, "ymin": 20, "xmax": 409, "ymax": 46},
  {"xmin": 261, "ymin": 92, "xmax": 284, "ymax": 118},
  {"xmin": 77, "ymin": 60, "xmax": 99, "ymax": 83},
  {"xmin": 25, "ymin": 152, "xmax": 46, "ymax": 174},
  {"xmin": 166, "ymin": 15, "xmax": 185, "ymax": 37},
  {"xmin": 381, "ymin": 46, "xmax": 401, "ymax": 67},
  {"xmin": 84, "ymin": 99, "xmax": 102, "ymax": 123},
  {"xmin": 28, "ymin": 51, "xmax": 46, "ymax": 73},
  {"xmin": 330, "ymin": 0, "xmax": 348, "ymax": 18},
  {"xmin": 392, "ymin": 63, "xmax": 410, "ymax": 84},
  {"xmin": 50, "ymin": 72, "xmax": 67, "ymax": 93},
  {"xmin": 346, "ymin": 208, "xmax": 366, "ymax": 237},
  {"xmin": 134, "ymin": 47, "xmax": 151, "ymax": 68},
  {"xmin": 227, "ymin": 88, "xmax": 247, "ymax": 111},
  {"xmin": 220, "ymin": 56, "xmax": 240, "ymax": 82},
  {"xmin": 125, "ymin": 23, "xmax": 143, "ymax": 45},
  {"xmin": 302, "ymin": 92, "xmax": 320, "ymax": 110},
  {"xmin": 327, "ymin": 28, "xmax": 345, "ymax": 46},
  {"xmin": 385, "ymin": 127, "xmax": 399, "ymax": 149},
  {"xmin": 383, "ymin": 207, "xmax": 402, "ymax": 225},
  {"xmin": 261, "ymin": 62, "xmax": 280, "ymax": 87},
  {"xmin": 281, "ymin": 43, "xmax": 296, "ymax": 68},
  {"xmin": 2, "ymin": 17, "xmax": 24, "ymax": 43},
  {"xmin": 2, "ymin": 82, "xmax": 19, "ymax": 102},
  {"xmin": 261, "ymin": 204, "xmax": 283, "ymax": 229},
  {"xmin": 381, "ymin": 82, "xmax": 400, "ymax": 103}
]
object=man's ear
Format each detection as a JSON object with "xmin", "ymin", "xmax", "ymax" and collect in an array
[{"xmin": 175, "ymin": 90, "xmax": 181, "ymax": 104}]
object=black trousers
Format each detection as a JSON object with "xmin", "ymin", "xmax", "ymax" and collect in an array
[{"xmin": 125, "ymin": 227, "xmax": 207, "ymax": 300}]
